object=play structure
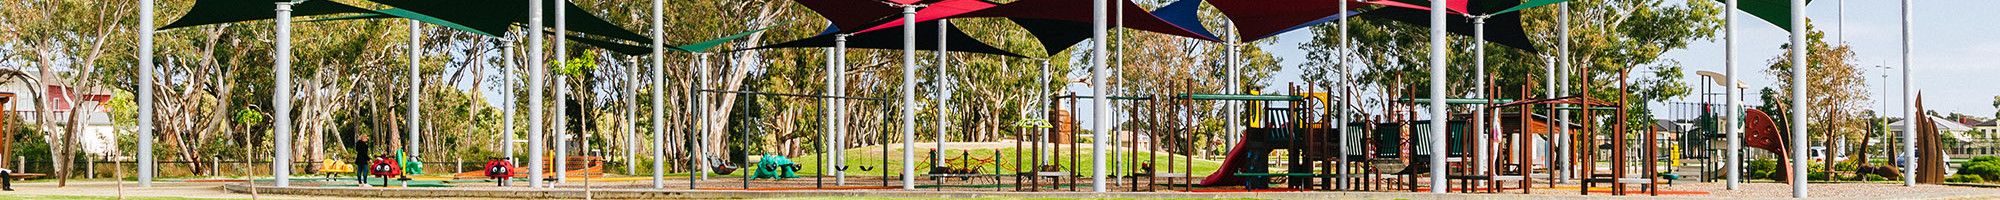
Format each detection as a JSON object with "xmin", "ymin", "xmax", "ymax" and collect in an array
[{"xmin": 1185, "ymin": 85, "xmax": 1334, "ymax": 191}]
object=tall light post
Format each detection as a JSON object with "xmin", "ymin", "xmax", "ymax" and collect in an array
[
  {"xmin": 1900, "ymin": 0, "xmax": 1915, "ymax": 187},
  {"xmin": 1788, "ymin": 0, "xmax": 1808, "ymax": 197}
]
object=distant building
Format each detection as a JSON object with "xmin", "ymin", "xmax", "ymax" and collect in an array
[
  {"xmin": 0, "ymin": 80, "xmax": 116, "ymax": 157},
  {"xmin": 1891, "ymin": 115, "xmax": 1983, "ymax": 155}
]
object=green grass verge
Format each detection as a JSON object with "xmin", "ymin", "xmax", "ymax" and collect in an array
[{"xmin": 769, "ymin": 145, "xmax": 1224, "ymax": 177}]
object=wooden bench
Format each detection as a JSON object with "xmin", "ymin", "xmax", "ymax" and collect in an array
[{"xmin": 3, "ymin": 173, "xmax": 46, "ymax": 180}]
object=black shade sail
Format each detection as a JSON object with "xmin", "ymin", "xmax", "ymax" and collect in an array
[
  {"xmin": 749, "ymin": 21, "xmax": 1025, "ymax": 58},
  {"xmin": 367, "ymin": 0, "xmax": 652, "ymax": 44},
  {"xmin": 1361, "ymin": 0, "xmax": 1540, "ymax": 52},
  {"xmin": 160, "ymin": 0, "xmax": 380, "ymax": 30}
]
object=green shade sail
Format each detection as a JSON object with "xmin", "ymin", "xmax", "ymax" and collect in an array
[
  {"xmin": 674, "ymin": 24, "xmax": 783, "ymax": 53},
  {"xmin": 1492, "ymin": 0, "xmax": 1568, "ymax": 15},
  {"xmin": 1719, "ymin": 0, "xmax": 1816, "ymax": 30}
]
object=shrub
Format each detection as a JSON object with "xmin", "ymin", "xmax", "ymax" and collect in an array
[
  {"xmin": 1747, "ymin": 159, "xmax": 1778, "ymax": 179},
  {"xmin": 1835, "ymin": 161, "xmax": 1858, "ymax": 172},
  {"xmin": 1947, "ymin": 174, "xmax": 1986, "ymax": 183},
  {"xmin": 1862, "ymin": 173, "xmax": 1890, "ymax": 181},
  {"xmin": 1957, "ymin": 156, "xmax": 2000, "ymax": 181}
]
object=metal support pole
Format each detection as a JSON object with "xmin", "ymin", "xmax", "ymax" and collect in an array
[
  {"xmin": 527, "ymin": 0, "xmax": 545, "ymax": 188},
  {"xmin": 273, "ymin": 1, "xmax": 295, "ymax": 187},
  {"xmin": 626, "ymin": 58, "xmax": 638, "ymax": 177},
  {"xmin": 1224, "ymin": 23, "xmax": 1241, "ymax": 146},
  {"xmin": 1788, "ymin": 0, "xmax": 1808, "ymax": 197},
  {"xmin": 1899, "ymin": 0, "xmax": 1915, "ymax": 187},
  {"xmin": 1555, "ymin": 2, "xmax": 1572, "ymax": 184},
  {"xmin": 899, "ymin": 5, "xmax": 921, "ymax": 190},
  {"xmin": 554, "ymin": 3, "xmax": 570, "ymax": 184},
  {"xmin": 1473, "ymin": 16, "xmax": 1488, "ymax": 176},
  {"xmin": 502, "ymin": 39, "xmax": 517, "ymax": 186},
  {"xmin": 1724, "ymin": 0, "xmax": 1742, "ymax": 190},
  {"xmin": 649, "ymin": 0, "xmax": 666, "ymax": 186},
  {"xmin": 835, "ymin": 35, "xmax": 849, "ymax": 185},
  {"xmin": 1335, "ymin": 0, "xmax": 1350, "ymax": 190},
  {"xmin": 697, "ymin": 54, "xmax": 712, "ymax": 180},
  {"xmin": 1427, "ymin": 0, "xmax": 1449, "ymax": 194},
  {"xmin": 935, "ymin": 19, "xmax": 949, "ymax": 169},
  {"xmin": 1089, "ymin": 0, "xmax": 1109, "ymax": 192},
  {"xmin": 406, "ymin": 18, "xmax": 424, "ymax": 177},
  {"xmin": 138, "ymin": 0, "xmax": 156, "ymax": 187}
]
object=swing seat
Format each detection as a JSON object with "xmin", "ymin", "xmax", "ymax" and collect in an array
[{"xmin": 714, "ymin": 164, "xmax": 738, "ymax": 175}]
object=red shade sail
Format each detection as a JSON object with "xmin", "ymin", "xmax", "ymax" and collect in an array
[
  {"xmin": 1207, "ymin": 0, "xmax": 1372, "ymax": 41},
  {"xmin": 956, "ymin": 0, "xmax": 1219, "ymax": 41},
  {"xmin": 852, "ymin": 0, "xmax": 996, "ymax": 34}
]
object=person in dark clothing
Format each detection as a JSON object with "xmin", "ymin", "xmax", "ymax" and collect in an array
[
  {"xmin": 1, "ymin": 167, "xmax": 14, "ymax": 191},
  {"xmin": 354, "ymin": 135, "xmax": 371, "ymax": 186},
  {"xmin": 340, "ymin": 123, "xmax": 372, "ymax": 187}
]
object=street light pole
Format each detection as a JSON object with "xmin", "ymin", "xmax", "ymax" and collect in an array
[{"xmin": 1789, "ymin": 0, "xmax": 1809, "ymax": 197}]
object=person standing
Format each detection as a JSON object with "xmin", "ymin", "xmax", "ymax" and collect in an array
[{"xmin": 343, "ymin": 128, "xmax": 372, "ymax": 187}]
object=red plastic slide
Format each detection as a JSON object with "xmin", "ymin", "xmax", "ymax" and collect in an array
[{"xmin": 1198, "ymin": 138, "xmax": 1253, "ymax": 186}]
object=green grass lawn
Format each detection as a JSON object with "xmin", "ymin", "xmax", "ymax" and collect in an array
[{"xmin": 768, "ymin": 145, "xmax": 1225, "ymax": 177}]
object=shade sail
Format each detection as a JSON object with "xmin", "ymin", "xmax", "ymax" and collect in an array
[
  {"xmin": 1150, "ymin": 0, "xmax": 1220, "ymax": 40},
  {"xmin": 1493, "ymin": 0, "xmax": 1567, "ymax": 15},
  {"xmin": 160, "ymin": 0, "xmax": 380, "ymax": 30},
  {"xmin": 793, "ymin": 0, "xmax": 903, "ymax": 33},
  {"xmin": 1716, "ymin": 0, "xmax": 1815, "ymax": 30},
  {"xmin": 749, "ymin": 21, "xmax": 1025, "ymax": 57},
  {"xmin": 852, "ymin": 0, "xmax": 995, "ymax": 34},
  {"xmin": 1359, "ymin": 0, "xmax": 1540, "ymax": 52},
  {"xmin": 956, "ymin": 0, "xmax": 1219, "ymax": 41},
  {"xmin": 303, "ymin": 7, "xmax": 648, "ymax": 55},
  {"xmin": 367, "ymin": 0, "xmax": 652, "ymax": 44},
  {"xmin": 566, "ymin": 33, "xmax": 650, "ymax": 55},
  {"xmin": 675, "ymin": 25, "xmax": 780, "ymax": 53},
  {"xmin": 1207, "ymin": 0, "xmax": 1372, "ymax": 41},
  {"xmin": 307, "ymin": 8, "xmax": 496, "ymax": 36},
  {"xmin": 1010, "ymin": 18, "xmax": 1092, "ymax": 56}
]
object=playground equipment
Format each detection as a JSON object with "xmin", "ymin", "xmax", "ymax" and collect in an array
[
  {"xmin": 753, "ymin": 154, "xmax": 800, "ymax": 180},
  {"xmin": 1017, "ymin": 99, "xmax": 1079, "ymax": 191},
  {"xmin": 1023, "ymin": 94, "xmax": 1163, "ymax": 191},
  {"xmin": 1184, "ymin": 84, "xmax": 1336, "ymax": 191},
  {"xmin": 692, "ymin": 89, "xmax": 895, "ymax": 190},
  {"xmin": 484, "ymin": 158, "xmax": 517, "ymax": 186}
]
